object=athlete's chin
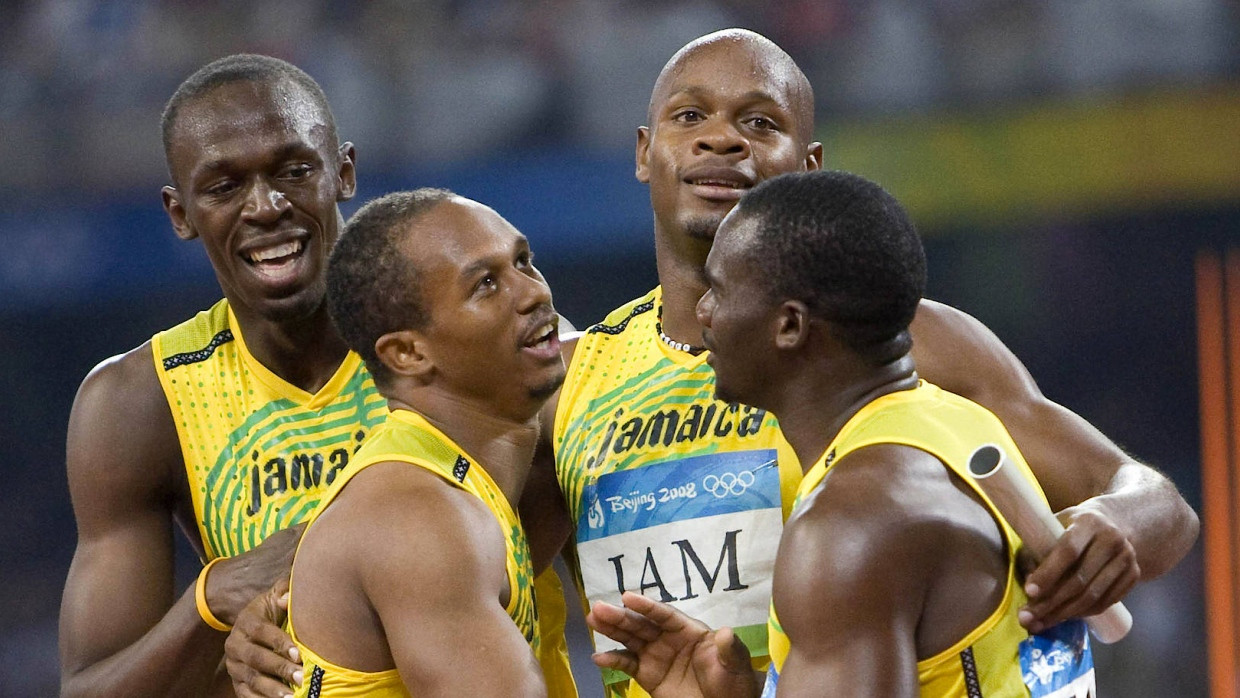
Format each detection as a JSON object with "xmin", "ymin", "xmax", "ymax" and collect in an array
[
  {"xmin": 528, "ymin": 369, "xmax": 567, "ymax": 402},
  {"xmin": 683, "ymin": 215, "xmax": 723, "ymax": 242},
  {"xmin": 261, "ymin": 292, "xmax": 326, "ymax": 324}
]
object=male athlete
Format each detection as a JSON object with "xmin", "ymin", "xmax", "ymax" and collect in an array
[
  {"xmin": 588, "ymin": 170, "xmax": 1096, "ymax": 697},
  {"xmin": 58, "ymin": 55, "xmax": 575, "ymax": 698},
  {"xmin": 58, "ymin": 54, "xmax": 370, "ymax": 697},
  {"xmin": 539, "ymin": 28, "xmax": 1196, "ymax": 697},
  {"xmin": 281, "ymin": 188, "xmax": 564, "ymax": 696},
  {"xmin": 229, "ymin": 29, "xmax": 1198, "ymax": 698}
]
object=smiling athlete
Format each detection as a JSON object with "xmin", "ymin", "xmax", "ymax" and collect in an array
[
  {"xmin": 59, "ymin": 55, "xmax": 374, "ymax": 698},
  {"xmin": 58, "ymin": 55, "xmax": 580, "ymax": 698}
]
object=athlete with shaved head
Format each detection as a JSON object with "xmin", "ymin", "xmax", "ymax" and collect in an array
[{"xmin": 546, "ymin": 28, "xmax": 1194, "ymax": 696}]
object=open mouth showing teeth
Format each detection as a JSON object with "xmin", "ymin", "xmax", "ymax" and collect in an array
[
  {"xmin": 687, "ymin": 178, "xmax": 748, "ymax": 189},
  {"xmin": 525, "ymin": 321, "xmax": 557, "ymax": 348},
  {"xmin": 245, "ymin": 240, "xmax": 305, "ymax": 265}
]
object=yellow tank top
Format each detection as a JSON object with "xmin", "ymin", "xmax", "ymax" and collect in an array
[
  {"xmin": 763, "ymin": 382, "xmax": 1096, "ymax": 698},
  {"xmin": 554, "ymin": 287, "xmax": 802, "ymax": 696},
  {"xmin": 287, "ymin": 409, "xmax": 542, "ymax": 697},
  {"xmin": 151, "ymin": 299, "xmax": 387, "ymax": 560}
]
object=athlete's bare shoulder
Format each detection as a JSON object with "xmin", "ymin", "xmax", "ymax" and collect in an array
[
  {"xmin": 67, "ymin": 341, "xmax": 182, "ymax": 499},
  {"xmin": 910, "ymin": 298, "xmax": 1040, "ymax": 406}
]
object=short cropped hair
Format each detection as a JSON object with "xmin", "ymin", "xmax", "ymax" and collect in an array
[
  {"xmin": 734, "ymin": 170, "xmax": 926, "ymax": 363},
  {"xmin": 326, "ymin": 188, "xmax": 456, "ymax": 386},
  {"xmin": 161, "ymin": 54, "xmax": 338, "ymax": 166}
]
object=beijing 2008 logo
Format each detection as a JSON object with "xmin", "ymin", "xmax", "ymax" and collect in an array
[{"xmin": 702, "ymin": 470, "xmax": 755, "ymax": 498}]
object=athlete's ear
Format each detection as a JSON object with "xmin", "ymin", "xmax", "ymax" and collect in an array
[
  {"xmin": 774, "ymin": 300, "xmax": 810, "ymax": 351},
  {"xmin": 635, "ymin": 126, "xmax": 651, "ymax": 184},
  {"xmin": 375, "ymin": 330, "xmax": 434, "ymax": 382},
  {"xmin": 336, "ymin": 142, "xmax": 357, "ymax": 202},
  {"xmin": 162, "ymin": 186, "xmax": 198, "ymax": 241},
  {"xmin": 804, "ymin": 142, "xmax": 823, "ymax": 172}
]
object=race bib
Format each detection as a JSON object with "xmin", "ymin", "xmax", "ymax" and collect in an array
[
  {"xmin": 1021, "ymin": 620, "xmax": 1096, "ymax": 698},
  {"xmin": 576, "ymin": 449, "xmax": 783, "ymax": 659}
]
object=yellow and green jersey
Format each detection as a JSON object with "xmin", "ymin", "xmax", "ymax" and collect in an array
[
  {"xmin": 554, "ymin": 287, "xmax": 802, "ymax": 696},
  {"xmin": 763, "ymin": 381, "xmax": 1095, "ymax": 698},
  {"xmin": 152, "ymin": 299, "xmax": 386, "ymax": 560},
  {"xmin": 288, "ymin": 409, "xmax": 541, "ymax": 697},
  {"xmin": 154, "ymin": 299, "xmax": 575, "ymax": 696}
]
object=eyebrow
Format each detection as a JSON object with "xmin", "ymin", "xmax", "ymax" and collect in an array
[
  {"xmin": 196, "ymin": 143, "xmax": 317, "ymax": 176},
  {"xmin": 459, "ymin": 234, "xmax": 530, "ymax": 283},
  {"xmin": 665, "ymin": 87, "xmax": 785, "ymax": 109},
  {"xmin": 459, "ymin": 257, "xmax": 493, "ymax": 285}
]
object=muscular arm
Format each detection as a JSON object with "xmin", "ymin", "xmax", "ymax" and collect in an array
[
  {"xmin": 301, "ymin": 463, "xmax": 547, "ymax": 696},
  {"xmin": 59, "ymin": 346, "xmax": 231, "ymax": 697},
  {"xmin": 772, "ymin": 449, "xmax": 936, "ymax": 697},
  {"xmin": 59, "ymin": 346, "xmax": 303, "ymax": 698},
  {"xmin": 910, "ymin": 300, "xmax": 1199, "ymax": 624}
]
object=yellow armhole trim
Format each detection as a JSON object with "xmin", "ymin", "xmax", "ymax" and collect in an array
[
  {"xmin": 151, "ymin": 332, "xmax": 218, "ymax": 560},
  {"xmin": 917, "ymin": 561, "xmax": 1020, "ymax": 670}
]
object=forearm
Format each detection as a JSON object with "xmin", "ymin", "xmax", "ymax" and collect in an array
[
  {"xmin": 990, "ymin": 392, "xmax": 1199, "ymax": 584},
  {"xmin": 1074, "ymin": 461, "xmax": 1200, "ymax": 581},
  {"xmin": 61, "ymin": 582, "xmax": 231, "ymax": 698}
]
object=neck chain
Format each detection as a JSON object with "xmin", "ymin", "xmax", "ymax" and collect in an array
[{"xmin": 656, "ymin": 306, "xmax": 706, "ymax": 355}]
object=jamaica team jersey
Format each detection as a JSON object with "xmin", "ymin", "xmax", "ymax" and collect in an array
[
  {"xmin": 287, "ymin": 409, "xmax": 540, "ymax": 697},
  {"xmin": 763, "ymin": 382, "xmax": 1095, "ymax": 698},
  {"xmin": 152, "ymin": 299, "xmax": 386, "ymax": 560},
  {"xmin": 554, "ymin": 287, "xmax": 802, "ymax": 696}
]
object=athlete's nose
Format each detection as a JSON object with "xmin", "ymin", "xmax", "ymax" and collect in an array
[
  {"xmin": 696, "ymin": 287, "xmax": 716, "ymax": 329},
  {"xmin": 516, "ymin": 265, "xmax": 554, "ymax": 315},
  {"xmin": 694, "ymin": 119, "xmax": 748, "ymax": 158},
  {"xmin": 241, "ymin": 178, "xmax": 291, "ymax": 225}
]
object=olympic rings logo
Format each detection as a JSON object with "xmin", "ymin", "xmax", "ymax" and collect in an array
[{"xmin": 702, "ymin": 470, "xmax": 755, "ymax": 498}]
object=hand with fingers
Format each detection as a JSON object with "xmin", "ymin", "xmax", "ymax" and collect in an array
[
  {"xmin": 225, "ymin": 578, "xmax": 304, "ymax": 698},
  {"xmin": 587, "ymin": 591, "xmax": 760, "ymax": 698},
  {"xmin": 1018, "ymin": 503, "xmax": 1140, "ymax": 636}
]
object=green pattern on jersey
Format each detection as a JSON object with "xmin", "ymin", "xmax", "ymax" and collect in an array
[
  {"xmin": 153, "ymin": 298, "xmax": 387, "ymax": 560},
  {"xmin": 202, "ymin": 368, "xmax": 384, "ymax": 557}
]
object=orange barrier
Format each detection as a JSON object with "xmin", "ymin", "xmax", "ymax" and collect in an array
[{"xmin": 1197, "ymin": 248, "xmax": 1239, "ymax": 698}]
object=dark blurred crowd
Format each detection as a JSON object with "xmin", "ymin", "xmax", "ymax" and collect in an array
[{"xmin": 0, "ymin": 0, "xmax": 1233, "ymax": 195}]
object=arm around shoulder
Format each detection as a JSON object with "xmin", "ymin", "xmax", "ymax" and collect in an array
[{"xmin": 909, "ymin": 299, "xmax": 1199, "ymax": 581}]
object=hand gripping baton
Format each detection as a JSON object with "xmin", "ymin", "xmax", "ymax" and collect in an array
[{"xmin": 967, "ymin": 444, "xmax": 1132, "ymax": 644}]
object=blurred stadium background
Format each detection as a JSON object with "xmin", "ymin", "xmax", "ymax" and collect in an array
[{"xmin": 1, "ymin": 1, "xmax": 1235, "ymax": 695}]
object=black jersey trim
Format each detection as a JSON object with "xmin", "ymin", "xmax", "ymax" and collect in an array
[
  {"xmin": 960, "ymin": 646, "xmax": 983, "ymax": 697},
  {"xmin": 586, "ymin": 299, "xmax": 655, "ymax": 337},
  {"xmin": 306, "ymin": 665, "xmax": 325, "ymax": 697},
  {"xmin": 162, "ymin": 329, "xmax": 234, "ymax": 370},
  {"xmin": 452, "ymin": 455, "xmax": 471, "ymax": 483}
]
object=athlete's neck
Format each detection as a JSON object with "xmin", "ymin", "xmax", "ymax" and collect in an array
[
  {"xmin": 233, "ymin": 304, "xmax": 351, "ymax": 394},
  {"xmin": 773, "ymin": 355, "xmax": 920, "ymax": 473},
  {"xmin": 388, "ymin": 394, "xmax": 541, "ymax": 507},
  {"xmin": 653, "ymin": 228, "xmax": 712, "ymax": 347}
]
